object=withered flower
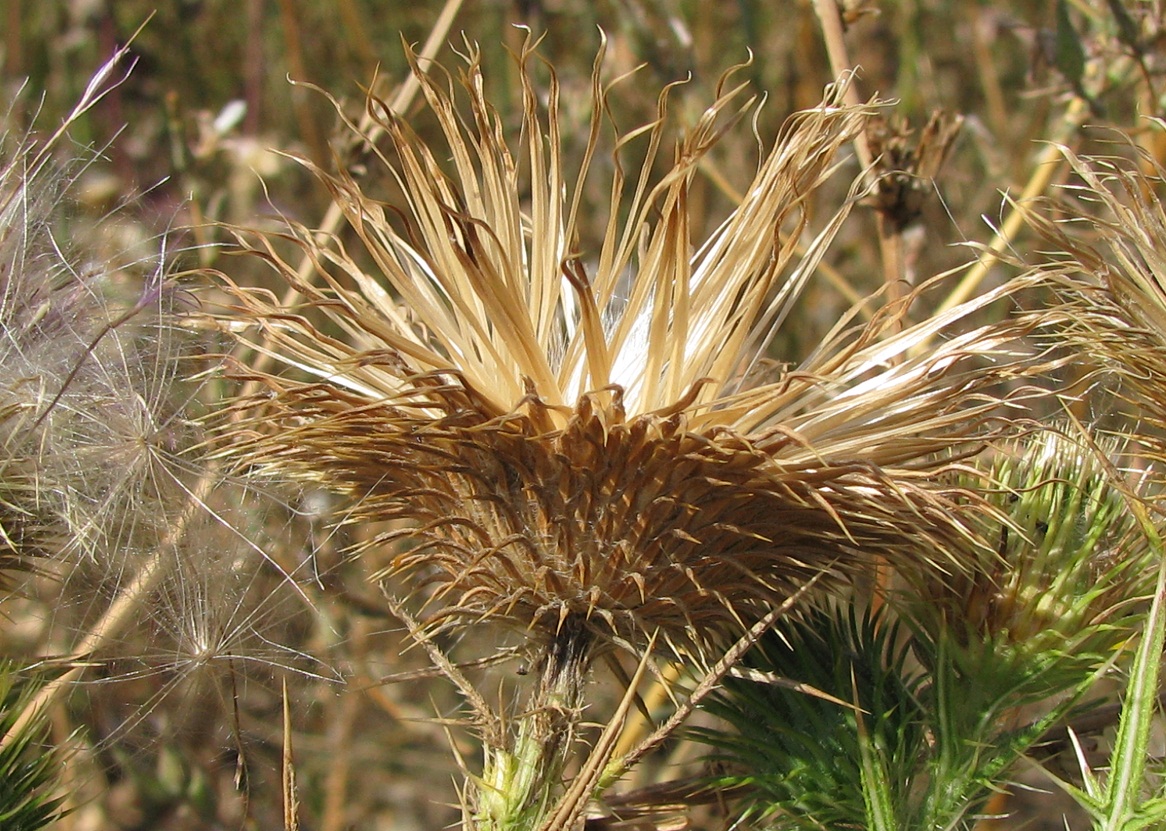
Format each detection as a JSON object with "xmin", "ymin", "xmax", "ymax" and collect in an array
[
  {"xmin": 219, "ymin": 40, "xmax": 1039, "ymax": 661},
  {"xmin": 1023, "ymin": 139, "xmax": 1166, "ymax": 438},
  {"xmin": 865, "ymin": 109, "xmax": 963, "ymax": 233}
]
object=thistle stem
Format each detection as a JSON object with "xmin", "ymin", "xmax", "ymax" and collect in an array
[{"xmin": 475, "ymin": 616, "xmax": 591, "ymax": 831}]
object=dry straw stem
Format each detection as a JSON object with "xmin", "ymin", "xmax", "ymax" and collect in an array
[
  {"xmin": 282, "ymin": 677, "xmax": 301, "ymax": 831},
  {"xmin": 810, "ymin": 0, "xmax": 873, "ymax": 173},
  {"xmin": 936, "ymin": 95, "xmax": 1089, "ymax": 316},
  {"xmin": 217, "ymin": 37, "xmax": 1052, "ymax": 664},
  {"xmin": 811, "ymin": 0, "xmax": 903, "ymax": 310}
]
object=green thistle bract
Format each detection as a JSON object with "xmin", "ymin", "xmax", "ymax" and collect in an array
[
  {"xmin": 920, "ymin": 429, "xmax": 1150, "ymax": 677},
  {"xmin": 0, "ymin": 664, "xmax": 67, "ymax": 831},
  {"xmin": 696, "ymin": 605, "xmax": 925, "ymax": 831}
]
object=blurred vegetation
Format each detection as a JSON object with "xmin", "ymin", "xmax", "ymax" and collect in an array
[{"xmin": 4, "ymin": 0, "xmax": 1112, "ymax": 335}]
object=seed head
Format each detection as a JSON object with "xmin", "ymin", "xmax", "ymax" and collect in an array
[
  {"xmin": 221, "ymin": 41, "xmax": 1045, "ymax": 656},
  {"xmin": 0, "ymin": 51, "xmax": 189, "ymax": 588}
]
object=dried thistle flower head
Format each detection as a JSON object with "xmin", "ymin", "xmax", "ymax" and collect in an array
[
  {"xmin": 1023, "ymin": 135, "xmax": 1166, "ymax": 437},
  {"xmin": 221, "ymin": 39, "xmax": 1044, "ymax": 657}
]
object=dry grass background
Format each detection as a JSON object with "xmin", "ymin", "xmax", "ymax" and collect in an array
[{"xmin": 4, "ymin": 1, "xmax": 1166, "ymax": 829}]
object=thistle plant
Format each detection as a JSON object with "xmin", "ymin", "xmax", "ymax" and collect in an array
[
  {"xmin": 698, "ymin": 427, "xmax": 1156, "ymax": 830},
  {"xmin": 1016, "ymin": 137, "xmax": 1166, "ymax": 829},
  {"xmin": 212, "ymin": 35, "xmax": 1063, "ymax": 829},
  {"xmin": 15, "ymin": 5, "xmax": 1166, "ymax": 829}
]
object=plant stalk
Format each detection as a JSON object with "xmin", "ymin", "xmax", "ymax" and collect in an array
[{"xmin": 475, "ymin": 617, "xmax": 591, "ymax": 831}]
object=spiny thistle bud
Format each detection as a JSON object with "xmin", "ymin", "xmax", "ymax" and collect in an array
[
  {"xmin": 217, "ymin": 38, "xmax": 1047, "ymax": 662},
  {"xmin": 1015, "ymin": 129, "xmax": 1166, "ymax": 831},
  {"xmin": 696, "ymin": 429, "xmax": 1154, "ymax": 831},
  {"xmin": 914, "ymin": 429, "xmax": 1152, "ymax": 679}
]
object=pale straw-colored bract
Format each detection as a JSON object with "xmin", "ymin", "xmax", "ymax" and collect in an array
[
  {"xmin": 1025, "ymin": 136, "xmax": 1166, "ymax": 437},
  {"xmin": 219, "ymin": 38, "xmax": 1044, "ymax": 657}
]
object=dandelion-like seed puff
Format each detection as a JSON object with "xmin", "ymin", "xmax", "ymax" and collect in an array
[{"xmin": 219, "ymin": 39, "xmax": 1040, "ymax": 662}]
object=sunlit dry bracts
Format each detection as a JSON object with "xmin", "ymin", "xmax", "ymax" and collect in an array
[
  {"xmin": 218, "ymin": 41, "xmax": 1051, "ymax": 663},
  {"xmin": 1021, "ymin": 139, "xmax": 1166, "ymax": 432}
]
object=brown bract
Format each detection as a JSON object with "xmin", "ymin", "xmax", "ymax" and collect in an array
[
  {"xmin": 228, "ymin": 370, "xmax": 912, "ymax": 652},
  {"xmin": 216, "ymin": 38, "xmax": 1047, "ymax": 656}
]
